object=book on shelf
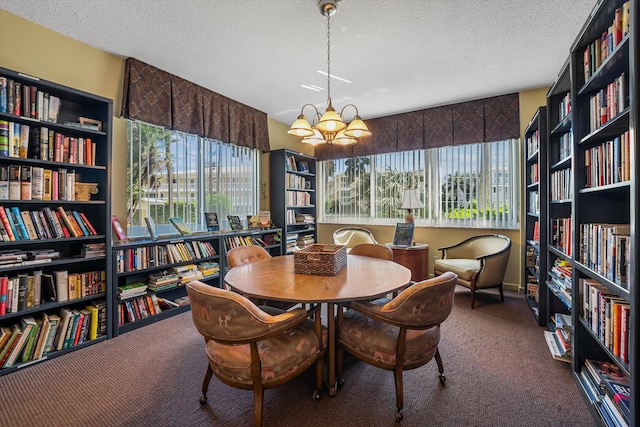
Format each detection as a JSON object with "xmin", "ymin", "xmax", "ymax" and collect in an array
[
  {"xmin": 111, "ymin": 215, "xmax": 127, "ymax": 241},
  {"xmin": 169, "ymin": 217, "xmax": 192, "ymax": 236},
  {"xmin": 0, "ymin": 325, "xmax": 21, "ymax": 367},
  {"xmin": 246, "ymin": 215, "xmax": 260, "ymax": 229},
  {"xmin": 3, "ymin": 316, "xmax": 36, "ymax": 368},
  {"xmin": 259, "ymin": 210, "xmax": 271, "ymax": 228},
  {"xmin": 144, "ymin": 216, "xmax": 159, "ymax": 240},
  {"xmin": 227, "ymin": 215, "xmax": 243, "ymax": 231},
  {"xmin": 392, "ymin": 222, "xmax": 414, "ymax": 247},
  {"xmin": 204, "ymin": 212, "xmax": 219, "ymax": 231}
]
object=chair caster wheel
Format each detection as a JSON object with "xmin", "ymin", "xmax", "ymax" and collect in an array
[
  {"xmin": 312, "ymin": 390, "xmax": 321, "ymax": 401},
  {"xmin": 395, "ymin": 410, "xmax": 403, "ymax": 421},
  {"xmin": 338, "ymin": 377, "xmax": 345, "ymax": 388},
  {"xmin": 438, "ymin": 374, "xmax": 446, "ymax": 385},
  {"xmin": 199, "ymin": 394, "xmax": 208, "ymax": 404}
]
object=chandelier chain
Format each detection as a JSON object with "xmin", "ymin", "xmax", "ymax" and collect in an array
[{"xmin": 326, "ymin": 11, "xmax": 331, "ymax": 105}]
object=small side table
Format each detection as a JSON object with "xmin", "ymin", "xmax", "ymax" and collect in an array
[{"xmin": 387, "ymin": 244, "xmax": 430, "ymax": 282}]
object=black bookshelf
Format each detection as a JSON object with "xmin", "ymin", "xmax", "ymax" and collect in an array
[
  {"xmin": 0, "ymin": 66, "xmax": 113, "ymax": 376},
  {"xmin": 269, "ymin": 149, "xmax": 317, "ymax": 255}
]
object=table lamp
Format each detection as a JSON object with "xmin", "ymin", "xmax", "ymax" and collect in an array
[{"xmin": 400, "ymin": 189, "xmax": 424, "ymax": 223}]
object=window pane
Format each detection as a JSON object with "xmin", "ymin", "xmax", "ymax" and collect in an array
[
  {"xmin": 318, "ymin": 138, "xmax": 519, "ymax": 229},
  {"xmin": 127, "ymin": 120, "xmax": 259, "ymax": 237}
]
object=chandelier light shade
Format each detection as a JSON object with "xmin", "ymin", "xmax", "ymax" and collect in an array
[
  {"xmin": 400, "ymin": 189, "xmax": 424, "ymax": 223},
  {"xmin": 288, "ymin": 0, "xmax": 371, "ymax": 145}
]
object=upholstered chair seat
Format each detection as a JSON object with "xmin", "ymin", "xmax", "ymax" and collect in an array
[
  {"xmin": 337, "ymin": 272, "xmax": 457, "ymax": 422},
  {"xmin": 187, "ymin": 280, "xmax": 326, "ymax": 427}
]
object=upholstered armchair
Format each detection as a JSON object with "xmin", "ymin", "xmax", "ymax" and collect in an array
[
  {"xmin": 333, "ymin": 227, "xmax": 377, "ymax": 251},
  {"xmin": 433, "ymin": 234, "xmax": 511, "ymax": 309},
  {"xmin": 337, "ymin": 272, "xmax": 457, "ymax": 421},
  {"xmin": 186, "ymin": 280, "xmax": 326, "ymax": 427},
  {"xmin": 348, "ymin": 243, "xmax": 393, "ymax": 261}
]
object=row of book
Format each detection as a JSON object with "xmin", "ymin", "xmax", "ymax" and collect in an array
[
  {"xmin": 581, "ymin": 277, "xmax": 630, "ymax": 364},
  {"xmin": 546, "ymin": 258, "xmax": 572, "ymax": 309},
  {"xmin": 582, "ymin": 2, "xmax": 630, "ymax": 82},
  {"xmin": 0, "ymin": 121, "xmax": 97, "ymax": 165},
  {"xmin": 285, "ymin": 209, "xmax": 316, "ymax": 225},
  {"xmin": 578, "ymin": 223, "xmax": 630, "ymax": 289},
  {"xmin": 555, "ymin": 129, "xmax": 572, "ymax": 162},
  {"xmin": 285, "ymin": 189, "xmax": 312, "ymax": 207},
  {"xmin": 0, "ymin": 270, "xmax": 106, "ymax": 315},
  {"xmin": 525, "ymin": 129, "xmax": 540, "ymax": 158},
  {"xmin": 584, "ymin": 131, "xmax": 631, "ymax": 188},
  {"xmin": 0, "ymin": 205, "xmax": 97, "ymax": 243},
  {"xmin": 0, "ymin": 164, "xmax": 82, "ymax": 202},
  {"xmin": 550, "ymin": 217, "xmax": 572, "ymax": 256},
  {"xmin": 223, "ymin": 235, "xmax": 269, "ymax": 250},
  {"xmin": 0, "ymin": 77, "xmax": 61, "ymax": 122},
  {"xmin": 0, "ymin": 300, "xmax": 107, "ymax": 370},
  {"xmin": 528, "ymin": 190, "xmax": 539, "ymax": 215},
  {"xmin": 113, "ymin": 240, "xmax": 217, "ymax": 273},
  {"xmin": 580, "ymin": 358, "xmax": 630, "ymax": 426},
  {"xmin": 528, "ymin": 161, "xmax": 538, "ymax": 184},
  {"xmin": 589, "ymin": 73, "xmax": 627, "ymax": 133},
  {"xmin": 117, "ymin": 294, "xmax": 189, "ymax": 326},
  {"xmin": 286, "ymin": 172, "xmax": 311, "ymax": 190},
  {"xmin": 544, "ymin": 313, "xmax": 572, "ymax": 363},
  {"xmin": 119, "ymin": 294, "xmax": 162, "ymax": 324},
  {"xmin": 557, "ymin": 91, "xmax": 571, "ymax": 122},
  {"xmin": 550, "ymin": 168, "xmax": 572, "ymax": 201}
]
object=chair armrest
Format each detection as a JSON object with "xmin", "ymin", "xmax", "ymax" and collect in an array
[{"xmin": 344, "ymin": 300, "xmax": 406, "ymax": 328}]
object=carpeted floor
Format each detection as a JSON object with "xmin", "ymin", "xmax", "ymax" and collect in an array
[{"xmin": 0, "ymin": 287, "xmax": 594, "ymax": 427}]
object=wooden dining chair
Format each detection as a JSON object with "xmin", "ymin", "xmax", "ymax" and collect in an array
[
  {"xmin": 337, "ymin": 271, "xmax": 457, "ymax": 422},
  {"xmin": 186, "ymin": 280, "xmax": 326, "ymax": 427}
]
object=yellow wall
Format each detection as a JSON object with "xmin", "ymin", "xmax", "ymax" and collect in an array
[{"xmin": 1, "ymin": 9, "xmax": 552, "ymax": 290}]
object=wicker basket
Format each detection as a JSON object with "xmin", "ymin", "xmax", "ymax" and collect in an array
[
  {"xmin": 75, "ymin": 182, "xmax": 99, "ymax": 201},
  {"xmin": 294, "ymin": 244, "xmax": 347, "ymax": 276}
]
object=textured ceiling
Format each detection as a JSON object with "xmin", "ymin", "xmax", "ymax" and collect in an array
[{"xmin": 0, "ymin": 0, "xmax": 597, "ymax": 126}]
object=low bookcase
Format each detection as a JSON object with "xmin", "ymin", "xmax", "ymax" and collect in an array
[{"xmin": 112, "ymin": 228, "xmax": 281, "ymax": 336}]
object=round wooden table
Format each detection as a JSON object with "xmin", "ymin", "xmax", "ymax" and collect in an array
[{"xmin": 224, "ymin": 254, "xmax": 412, "ymax": 395}]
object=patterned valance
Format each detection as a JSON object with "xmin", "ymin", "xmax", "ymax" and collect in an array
[
  {"xmin": 121, "ymin": 58, "xmax": 270, "ymax": 152},
  {"xmin": 315, "ymin": 93, "xmax": 519, "ymax": 161}
]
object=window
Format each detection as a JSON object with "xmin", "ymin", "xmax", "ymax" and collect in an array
[
  {"xmin": 318, "ymin": 139, "xmax": 520, "ymax": 229},
  {"xmin": 126, "ymin": 120, "xmax": 260, "ymax": 237}
]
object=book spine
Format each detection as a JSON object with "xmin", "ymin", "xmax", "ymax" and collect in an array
[
  {"xmin": 0, "ymin": 206, "xmax": 16, "ymax": 241},
  {"xmin": 10, "ymin": 207, "xmax": 30, "ymax": 240}
]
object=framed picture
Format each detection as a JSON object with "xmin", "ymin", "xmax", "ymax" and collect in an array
[{"xmin": 299, "ymin": 161, "xmax": 309, "ymax": 173}]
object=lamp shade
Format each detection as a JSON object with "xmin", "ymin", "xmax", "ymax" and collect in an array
[
  {"xmin": 333, "ymin": 129, "xmax": 357, "ymax": 145},
  {"xmin": 400, "ymin": 189, "xmax": 424, "ymax": 210},
  {"xmin": 317, "ymin": 105, "xmax": 347, "ymax": 133},
  {"xmin": 344, "ymin": 116, "xmax": 372, "ymax": 138},
  {"xmin": 288, "ymin": 114, "xmax": 315, "ymax": 137},
  {"xmin": 301, "ymin": 129, "xmax": 326, "ymax": 145}
]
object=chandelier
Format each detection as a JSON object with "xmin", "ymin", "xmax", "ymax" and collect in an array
[{"xmin": 288, "ymin": 0, "xmax": 371, "ymax": 146}]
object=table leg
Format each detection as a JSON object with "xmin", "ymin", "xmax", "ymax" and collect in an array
[{"xmin": 327, "ymin": 302, "xmax": 338, "ymax": 396}]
